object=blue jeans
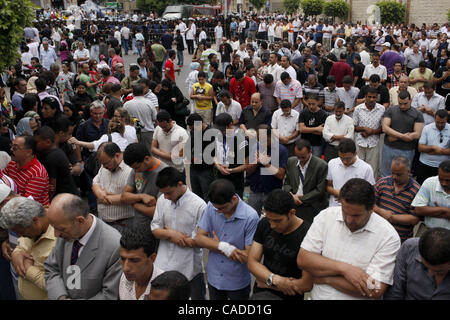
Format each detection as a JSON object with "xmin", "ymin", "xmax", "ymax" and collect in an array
[
  {"xmin": 136, "ymin": 41, "xmax": 143, "ymax": 57},
  {"xmin": 222, "ymin": 62, "xmax": 230, "ymax": 73},
  {"xmin": 381, "ymin": 144, "xmax": 415, "ymax": 177},
  {"xmin": 208, "ymin": 283, "xmax": 251, "ymax": 300},
  {"xmin": 90, "ymin": 45, "xmax": 99, "ymax": 62},
  {"xmin": 122, "ymin": 38, "xmax": 129, "ymax": 54},
  {"xmin": 177, "ymin": 50, "xmax": 184, "ymax": 66}
]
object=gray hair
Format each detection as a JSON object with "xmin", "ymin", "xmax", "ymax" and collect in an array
[
  {"xmin": 0, "ymin": 197, "xmax": 44, "ymax": 229},
  {"xmin": 89, "ymin": 100, "xmax": 105, "ymax": 111},
  {"xmin": 392, "ymin": 156, "xmax": 410, "ymax": 169},
  {"xmin": 61, "ymin": 194, "xmax": 90, "ymax": 220}
]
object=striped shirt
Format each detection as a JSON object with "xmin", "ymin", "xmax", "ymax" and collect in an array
[
  {"xmin": 92, "ymin": 160, "xmax": 134, "ymax": 223},
  {"xmin": 1, "ymin": 157, "xmax": 49, "ymax": 206},
  {"xmin": 273, "ymin": 79, "xmax": 303, "ymax": 110},
  {"xmin": 375, "ymin": 176, "xmax": 421, "ymax": 241}
]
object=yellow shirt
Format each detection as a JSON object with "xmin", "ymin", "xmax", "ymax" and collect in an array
[
  {"xmin": 409, "ymin": 68, "xmax": 434, "ymax": 91},
  {"xmin": 13, "ymin": 225, "xmax": 56, "ymax": 300},
  {"xmin": 192, "ymin": 82, "xmax": 213, "ymax": 110}
]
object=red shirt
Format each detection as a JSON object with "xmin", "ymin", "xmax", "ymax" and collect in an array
[
  {"xmin": 164, "ymin": 58, "xmax": 175, "ymax": 82},
  {"xmin": 1, "ymin": 157, "xmax": 49, "ymax": 206},
  {"xmin": 111, "ymin": 55, "xmax": 124, "ymax": 73},
  {"xmin": 229, "ymin": 76, "xmax": 257, "ymax": 109},
  {"xmin": 328, "ymin": 60, "xmax": 353, "ymax": 87}
]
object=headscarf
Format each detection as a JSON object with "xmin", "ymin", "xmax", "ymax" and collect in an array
[
  {"xmin": 190, "ymin": 62, "xmax": 200, "ymax": 71},
  {"xmin": 16, "ymin": 117, "xmax": 33, "ymax": 136}
]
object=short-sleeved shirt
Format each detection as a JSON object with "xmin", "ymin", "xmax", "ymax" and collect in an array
[
  {"xmin": 252, "ymin": 218, "xmax": 311, "ymax": 300},
  {"xmin": 216, "ymin": 100, "xmax": 242, "ymax": 123},
  {"xmin": 126, "ymin": 160, "xmax": 168, "ymax": 229},
  {"xmin": 353, "ymin": 103, "xmax": 385, "ymax": 148},
  {"xmin": 164, "ymin": 58, "xmax": 175, "ymax": 81},
  {"xmin": 411, "ymin": 176, "xmax": 450, "ymax": 229},
  {"xmin": 153, "ymin": 123, "xmax": 189, "ymax": 172},
  {"xmin": 357, "ymin": 85, "xmax": 390, "ymax": 106},
  {"xmin": 151, "ymin": 44, "xmax": 166, "ymax": 62},
  {"xmin": 229, "ymin": 76, "xmax": 257, "ymax": 109},
  {"xmin": 196, "ymin": 198, "xmax": 259, "ymax": 291},
  {"xmin": 273, "ymin": 79, "xmax": 303, "ymax": 111},
  {"xmin": 192, "ymin": 82, "xmax": 213, "ymax": 110},
  {"xmin": 38, "ymin": 148, "xmax": 79, "ymax": 197},
  {"xmin": 411, "ymin": 92, "xmax": 446, "ymax": 125},
  {"xmin": 238, "ymin": 106, "xmax": 272, "ymax": 130},
  {"xmin": 383, "ymin": 106, "xmax": 424, "ymax": 150},
  {"xmin": 123, "ymin": 96, "xmax": 157, "ymax": 132},
  {"xmin": 375, "ymin": 176, "xmax": 421, "ymax": 241},
  {"xmin": 79, "ymin": 73, "xmax": 96, "ymax": 99},
  {"xmin": 419, "ymin": 122, "xmax": 450, "ymax": 167},
  {"xmin": 271, "ymin": 109, "xmax": 300, "ymax": 144},
  {"xmin": 298, "ymin": 108, "xmax": 327, "ymax": 146},
  {"xmin": 300, "ymin": 206, "xmax": 401, "ymax": 300}
]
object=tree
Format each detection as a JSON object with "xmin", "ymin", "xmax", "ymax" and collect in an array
[
  {"xmin": 284, "ymin": 0, "xmax": 302, "ymax": 15},
  {"xmin": 323, "ymin": 0, "xmax": 349, "ymax": 20},
  {"xmin": 249, "ymin": 0, "xmax": 266, "ymax": 12},
  {"xmin": 376, "ymin": 1, "xmax": 406, "ymax": 25},
  {"xmin": 301, "ymin": 0, "xmax": 324, "ymax": 19},
  {"xmin": 0, "ymin": 0, "xmax": 34, "ymax": 71},
  {"xmin": 448, "ymin": 8, "xmax": 450, "ymax": 23}
]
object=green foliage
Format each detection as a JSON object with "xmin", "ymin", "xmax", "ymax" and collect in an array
[
  {"xmin": 249, "ymin": 0, "xmax": 266, "ymax": 10},
  {"xmin": 0, "ymin": 0, "xmax": 34, "ymax": 71},
  {"xmin": 301, "ymin": 0, "xmax": 324, "ymax": 18},
  {"xmin": 284, "ymin": 0, "xmax": 302, "ymax": 15},
  {"xmin": 448, "ymin": 8, "xmax": 450, "ymax": 23},
  {"xmin": 376, "ymin": 1, "xmax": 406, "ymax": 24},
  {"xmin": 323, "ymin": 0, "xmax": 349, "ymax": 19}
]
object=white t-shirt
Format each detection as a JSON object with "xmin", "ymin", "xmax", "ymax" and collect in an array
[
  {"xmin": 153, "ymin": 123, "xmax": 189, "ymax": 171},
  {"xmin": 27, "ymin": 42, "xmax": 39, "ymax": 58},
  {"xmin": 93, "ymin": 132, "xmax": 130, "ymax": 152},
  {"xmin": 216, "ymin": 99, "xmax": 242, "ymax": 123},
  {"xmin": 120, "ymin": 27, "xmax": 130, "ymax": 39},
  {"xmin": 214, "ymin": 26, "xmax": 223, "ymax": 39}
]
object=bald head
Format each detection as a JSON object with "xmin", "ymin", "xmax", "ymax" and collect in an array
[
  {"xmin": 250, "ymin": 93, "xmax": 262, "ymax": 110},
  {"xmin": 399, "ymin": 75, "xmax": 409, "ymax": 90},
  {"xmin": 50, "ymin": 193, "xmax": 90, "ymax": 220}
]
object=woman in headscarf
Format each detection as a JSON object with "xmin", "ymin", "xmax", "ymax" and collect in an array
[
  {"xmin": 16, "ymin": 117, "xmax": 39, "ymax": 136},
  {"xmin": 157, "ymin": 79, "xmax": 186, "ymax": 128}
]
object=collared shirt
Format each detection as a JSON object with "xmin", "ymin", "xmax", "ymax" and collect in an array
[
  {"xmin": 151, "ymin": 189, "xmax": 206, "ymax": 280},
  {"xmin": 411, "ymin": 176, "xmax": 450, "ymax": 229},
  {"xmin": 419, "ymin": 122, "xmax": 450, "ymax": 167},
  {"xmin": 267, "ymin": 63, "xmax": 283, "ymax": 82},
  {"xmin": 411, "ymin": 92, "xmax": 446, "ymax": 125},
  {"xmin": 362, "ymin": 64, "xmax": 387, "ymax": 84},
  {"xmin": 76, "ymin": 118, "xmax": 109, "ymax": 159},
  {"xmin": 153, "ymin": 123, "xmax": 189, "ymax": 171},
  {"xmin": 123, "ymin": 96, "xmax": 157, "ymax": 132},
  {"xmin": 375, "ymin": 176, "xmax": 421, "ymax": 241},
  {"xmin": 196, "ymin": 198, "xmax": 259, "ymax": 291},
  {"xmin": 39, "ymin": 47, "xmax": 57, "ymax": 70},
  {"xmin": 327, "ymin": 156, "xmax": 375, "ymax": 206},
  {"xmin": 389, "ymin": 86, "xmax": 418, "ymax": 106},
  {"xmin": 409, "ymin": 68, "xmax": 434, "ymax": 91},
  {"xmin": 322, "ymin": 114, "xmax": 354, "ymax": 146},
  {"xmin": 216, "ymin": 99, "xmax": 242, "ymax": 123},
  {"xmin": 384, "ymin": 238, "xmax": 450, "ymax": 300},
  {"xmin": 14, "ymin": 224, "xmax": 56, "ymax": 300},
  {"xmin": 238, "ymin": 105, "xmax": 272, "ymax": 130},
  {"xmin": 271, "ymin": 108, "xmax": 299, "ymax": 144},
  {"xmin": 1, "ymin": 157, "xmax": 49, "ymax": 206},
  {"xmin": 93, "ymin": 160, "xmax": 134, "ymax": 223},
  {"xmin": 336, "ymin": 87, "xmax": 360, "ymax": 116},
  {"xmin": 274, "ymin": 79, "xmax": 303, "ymax": 112},
  {"xmin": 144, "ymin": 90, "xmax": 159, "ymax": 108},
  {"xmin": 77, "ymin": 214, "xmax": 97, "ymax": 257},
  {"xmin": 301, "ymin": 206, "xmax": 401, "ymax": 300},
  {"xmin": 73, "ymin": 48, "xmax": 90, "ymax": 64},
  {"xmin": 119, "ymin": 266, "xmax": 164, "ymax": 300},
  {"xmin": 353, "ymin": 103, "xmax": 385, "ymax": 148},
  {"xmin": 295, "ymin": 155, "xmax": 312, "ymax": 196},
  {"xmin": 323, "ymin": 87, "xmax": 338, "ymax": 111},
  {"xmin": 282, "ymin": 66, "xmax": 297, "ymax": 81},
  {"xmin": 404, "ymin": 52, "xmax": 423, "ymax": 69}
]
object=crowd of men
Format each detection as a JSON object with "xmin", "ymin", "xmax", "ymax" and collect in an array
[{"xmin": 0, "ymin": 10, "xmax": 449, "ymax": 301}]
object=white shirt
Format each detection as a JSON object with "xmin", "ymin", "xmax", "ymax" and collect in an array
[
  {"xmin": 268, "ymin": 24, "xmax": 275, "ymax": 37},
  {"xmin": 295, "ymin": 155, "xmax": 312, "ymax": 196},
  {"xmin": 322, "ymin": 26, "xmax": 333, "ymax": 39},
  {"xmin": 301, "ymin": 206, "xmax": 401, "ymax": 300},
  {"xmin": 21, "ymin": 52, "xmax": 33, "ymax": 67},
  {"xmin": 27, "ymin": 42, "xmax": 39, "ymax": 58},
  {"xmin": 359, "ymin": 50, "xmax": 371, "ymax": 66},
  {"xmin": 336, "ymin": 87, "xmax": 360, "ymax": 116},
  {"xmin": 271, "ymin": 108, "xmax": 300, "ymax": 144},
  {"xmin": 236, "ymin": 49, "xmax": 249, "ymax": 60},
  {"xmin": 411, "ymin": 92, "xmax": 446, "ymax": 125},
  {"xmin": 151, "ymin": 190, "xmax": 207, "ymax": 281},
  {"xmin": 267, "ymin": 63, "xmax": 283, "ymax": 82},
  {"xmin": 153, "ymin": 123, "xmax": 189, "ymax": 172},
  {"xmin": 363, "ymin": 64, "xmax": 387, "ymax": 84},
  {"xmin": 327, "ymin": 156, "xmax": 375, "ymax": 206},
  {"xmin": 123, "ymin": 96, "xmax": 157, "ymax": 132},
  {"xmin": 283, "ymin": 65, "xmax": 297, "ymax": 81},
  {"xmin": 77, "ymin": 214, "xmax": 97, "ymax": 257},
  {"xmin": 119, "ymin": 266, "xmax": 164, "ymax": 300},
  {"xmin": 214, "ymin": 26, "xmax": 223, "ymax": 38},
  {"xmin": 93, "ymin": 160, "xmax": 134, "ymax": 223},
  {"xmin": 322, "ymin": 114, "xmax": 354, "ymax": 146},
  {"xmin": 114, "ymin": 30, "xmax": 121, "ymax": 43},
  {"xmin": 216, "ymin": 99, "xmax": 242, "ymax": 123},
  {"xmin": 93, "ymin": 132, "xmax": 130, "ymax": 152},
  {"xmin": 73, "ymin": 48, "xmax": 90, "ymax": 62},
  {"xmin": 199, "ymin": 31, "xmax": 207, "ymax": 42},
  {"xmin": 124, "ymin": 125, "xmax": 137, "ymax": 144},
  {"xmin": 120, "ymin": 26, "xmax": 130, "ymax": 39}
]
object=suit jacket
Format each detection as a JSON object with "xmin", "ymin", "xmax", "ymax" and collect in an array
[
  {"xmin": 283, "ymin": 155, "xmax": 329, "ymax": 213},
  {"xmin": 44, "ymin": 217, "xmax": 122, "ymax": 300}
]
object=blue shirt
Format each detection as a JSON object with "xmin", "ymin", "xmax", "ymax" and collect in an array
[
  {"xmin": 196, "ymin": 198, "xmax": 259, "ymax": 290},
  {"xmin": 11, "ymin": 93, "xmax": 23, "ymax": 112},
  {"xmin": 75, "ymin": 118, "xmax": 109, "ymax": 160},
  {"xmin": 247, "ymin": 143, "xmax": 288, "ymax": 193},
  {"xmin": 419, "ymin": 122, "xmax": 450, "ymax": 167}
]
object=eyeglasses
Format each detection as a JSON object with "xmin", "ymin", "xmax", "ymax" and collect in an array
[{"xmin": 10, "ymin": 144, "xmax": 24, "ymax": 151}]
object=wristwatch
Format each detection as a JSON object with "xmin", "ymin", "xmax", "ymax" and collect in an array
[{"xmin": 266, "ymin": 273, "xmax": 275, "ymax": 286}]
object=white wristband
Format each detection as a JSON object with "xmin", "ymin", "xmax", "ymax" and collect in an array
[{"xmin": 218, "ymin": 241, "xmax": 236, "ymax": 258}]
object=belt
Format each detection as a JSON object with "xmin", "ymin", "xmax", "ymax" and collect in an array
[{"xmin": 107, "ymin": 218, "xmax": 131, "ymax": 226}]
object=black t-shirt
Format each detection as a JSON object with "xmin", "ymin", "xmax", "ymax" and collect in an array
[
  {"xmin": 299, "ymin": 108, "xmax": 327, "ymax": 146},
  {"xmin": 175, "ymin": 35, "xmax": 184, "ymax": 51},
  {"xmin": 219, "ymin": 43, "xmax": 233, "ymax": 63},
  {"xmin": 187, "ymin": 125, "xmax": 216, "ymax": 171},
  {"xmin": 252, "ymin": 218, "xmax": 311, "ymax": 300},
  {"xmin": 353, "ymin": 62, "xmax": 365, "ymax": 89},
  {"xmin": 38, "ymin": 148, "xmax": 79, "ymax": 197},
  {"xmin": 358, "ymin": 84, "xmax": 390, "ymax": 105},
  {"xmin": 59, "ymin": 141, "xmax": 78, "ymax": 165}
]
